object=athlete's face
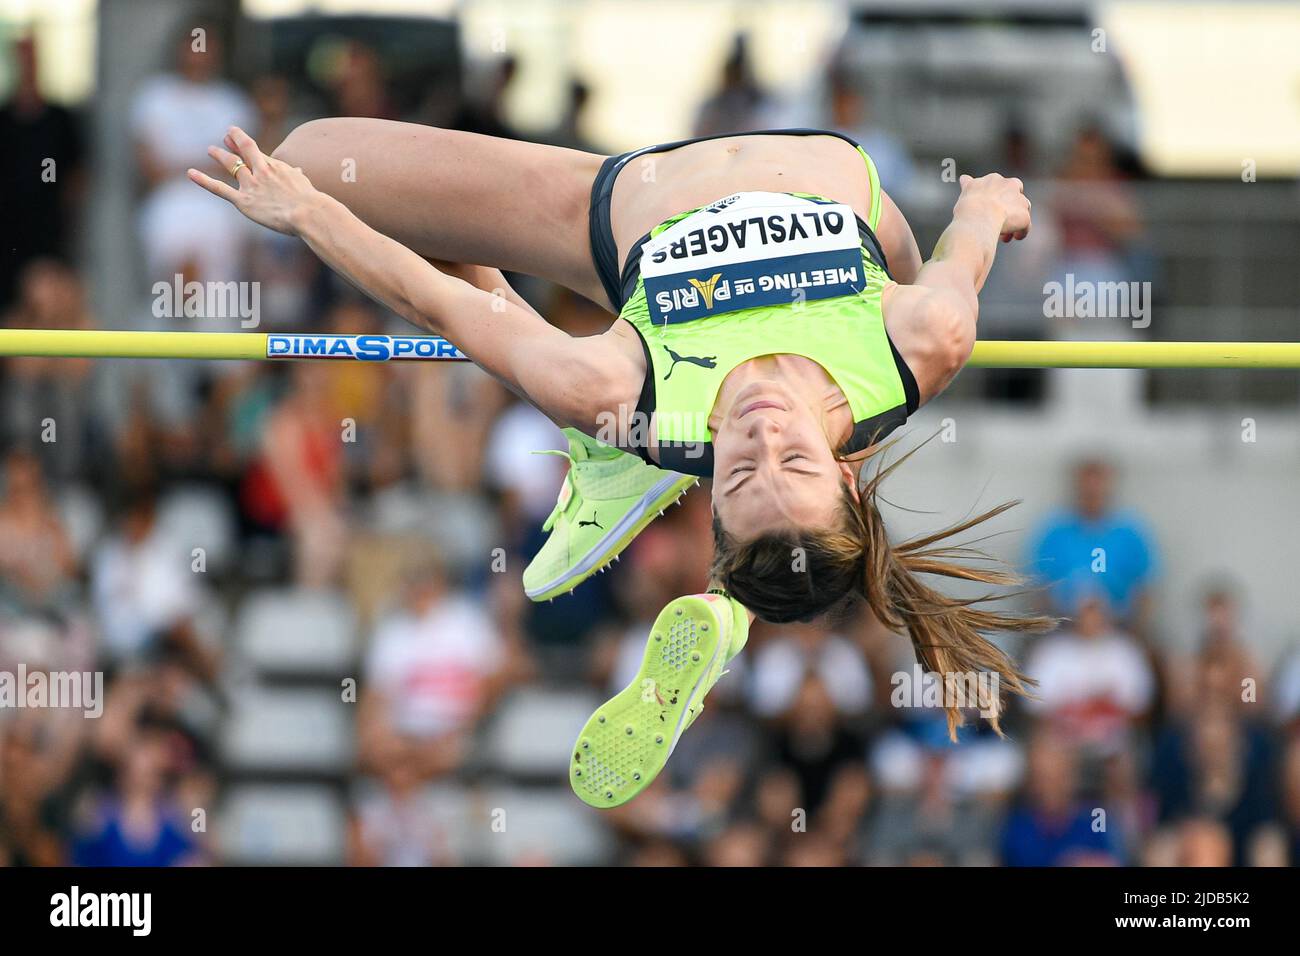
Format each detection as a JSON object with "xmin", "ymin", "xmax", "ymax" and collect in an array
[{"xmin": 711, "ymin": 380, "xmax": 856, "ymax": 539}]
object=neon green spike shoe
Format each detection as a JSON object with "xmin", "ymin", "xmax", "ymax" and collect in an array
[
  {"xmin": 522, "ymin": 428, "xmax": 697, "ymax": 602},
  {"xmin": 570, "ymin": 592, "xmax": 749, "ymax": 808}
]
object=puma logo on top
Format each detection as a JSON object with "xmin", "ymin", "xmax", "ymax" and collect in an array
[{"xmin": 664, "ymin": 346, "xmax": 717, "ymax": 380}]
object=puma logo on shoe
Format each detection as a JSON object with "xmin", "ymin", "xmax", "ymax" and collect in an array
[
  {"xmin": 664, "ymin": 347, "xmax": 717, "ymax": 380},
  {"xmin": 578, "ymin": 513, "xmax": 604, "ymax": 529}
]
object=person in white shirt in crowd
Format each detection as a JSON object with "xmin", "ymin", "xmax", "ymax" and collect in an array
[
  {"xmin": 358, "ymin": 552, "xmax": 517, "ymax": 782},
  {"xmin": 483, "ymin": 399, "xmax": 566, "ymax": 524},
  {"xmin": 1024, "ymin": 587, "xmax": 1154, "ymax": 753},
  {"xmin": 747, "ymin": 616, "xmax": 872, "ymax": 719},
  {"xmin": 131, "ymin": 21, "xmax": 256, "ymax": 295},
  {"xmin": 89, "ymin": 486, "xmax": 207, "ymax": 669}
]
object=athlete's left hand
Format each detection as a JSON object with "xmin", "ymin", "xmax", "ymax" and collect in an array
[
  {"xmin": 188, "ymin": 126, "xmax": 319, "ymax": 236},
  {"xmin": 957, "ymin": 173, "xmax": 1032, "ymax": 243}
]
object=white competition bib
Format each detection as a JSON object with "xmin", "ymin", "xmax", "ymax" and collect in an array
[{"xmin": 639, "ymin": 192, "xmax": 867, "ymax": 325}]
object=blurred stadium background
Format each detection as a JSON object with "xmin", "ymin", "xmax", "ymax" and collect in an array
[{"xmin": 1, "ymin": 0, "xmax": 1299, "ymax": 867}]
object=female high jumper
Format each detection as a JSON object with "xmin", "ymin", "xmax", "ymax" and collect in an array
[{"xmin": 190, "ymin": 121, "xmax": 1049, "ymax": 807}]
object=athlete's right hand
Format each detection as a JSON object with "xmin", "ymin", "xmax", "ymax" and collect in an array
[
  {"xmin": 957, "ymin": 173, "xmax": 1032, "ymax": 243},
  {"xmin": 188, "ymin": 126, "xmax": 319, "ymax": 237}
]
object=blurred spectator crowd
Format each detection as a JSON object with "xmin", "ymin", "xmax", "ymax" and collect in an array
[{"xmin": 1, "ymin": 21, "xmax": 1298, "ymax": 868}]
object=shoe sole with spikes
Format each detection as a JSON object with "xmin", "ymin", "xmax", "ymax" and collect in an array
[{"xmin": 570, "ymin": 594, "xmax": 736, "ymax": 808}]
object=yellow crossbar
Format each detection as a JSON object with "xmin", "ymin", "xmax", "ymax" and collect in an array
[
  {"xmin": 968, "ymin": 340, "xmax": 1300, "ymax": 369},
  {"xmin": 1, "ymin": 330, "xmax": 1299, "ymax": 368}
]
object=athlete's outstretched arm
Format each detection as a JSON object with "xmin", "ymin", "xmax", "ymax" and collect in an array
[
  {"xmin": 423, "ymin": 259, "xmax": 545, "ymax": 320},
  {"xmin": 882, "ymin": 172, "xmax": 1032, "ymax": 404},
  {"xmin": 190, "ymin": 127, "xmax": 628, "ymax": 430}
]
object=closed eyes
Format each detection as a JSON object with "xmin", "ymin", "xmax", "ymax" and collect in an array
[{"xmin": 729, "ymin": 453, "xmax": 807, "ymax": 478}]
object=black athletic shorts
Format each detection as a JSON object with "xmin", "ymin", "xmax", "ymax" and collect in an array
[{"xmin": 586, "ymin": 128, "xmax": 881, "ymax": 313}]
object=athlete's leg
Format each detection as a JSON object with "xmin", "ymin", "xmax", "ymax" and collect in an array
[
  {"xmin": 269, "ymin": 125, "xmax": 694, "ymax": 600},
  {"xmin": 273, "ymin": 118, "xmax": 609, "ymax": 305}
]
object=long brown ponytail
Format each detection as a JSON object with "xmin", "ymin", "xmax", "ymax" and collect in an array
[{"xmin": 711, "ymin": 439, "xmax": 1056, "ymax": 738}]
